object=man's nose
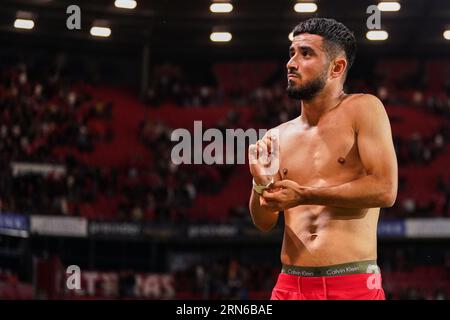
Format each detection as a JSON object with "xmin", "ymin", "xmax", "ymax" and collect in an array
[{"xmin": 286, "ymin": 57, "xmax": 298, "ymax": 71}]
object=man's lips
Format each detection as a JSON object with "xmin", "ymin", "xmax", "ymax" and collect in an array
[{"xmin": 288, "ymin": 74, "xmax": 299, "ymax": 79}]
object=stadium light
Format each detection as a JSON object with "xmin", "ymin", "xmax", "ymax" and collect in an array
[
  {"xmin": 114, "ymin": 0, "xmax": 137, "ymax": 9},
  {"xmin": 366, "ymin": 30, "xmax": 389, "ymax": 41},
  {"xmin": 14, "ymin": 18, "xmax": 35, "ymax": 30},
  {"xmin": 377, "ymin": 2, "xmax": 401, "ymax": 12},
  {"xmin": 210, "ymin": 32, "xmax": 232, "ymax": 42},
  {"xmin": 90, "ymin": 26, "xmax": 112, "ymax": 38},
  {"xmin": 288, "ymin": 32, "xmax": 294, "ymax": 41},
  {"xmin": 444, "ymin": 30, "xmax": 450, "ymax": 40},
  {"xmin": 210, "ymin": 2, "xmax": 233, "ymax": 13},
  {"xmin": 294, "ymin": 2, "xmax": 318, "ymax": 13}
]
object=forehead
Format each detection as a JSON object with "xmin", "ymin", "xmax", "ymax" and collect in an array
[{"xmin": 290, "ymin": 33, "xmax": 324, "ymax": 51}]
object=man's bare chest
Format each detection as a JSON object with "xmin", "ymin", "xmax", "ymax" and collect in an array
[{"xmin": 278, "ymin": 121, "xmax": 363, "ymax": 184}]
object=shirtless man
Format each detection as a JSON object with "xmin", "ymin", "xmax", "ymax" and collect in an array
[{"xmin": 248, "ymin": 18, "xmax": 398, "ymax": 300}]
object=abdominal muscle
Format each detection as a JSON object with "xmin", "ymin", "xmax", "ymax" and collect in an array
[{"xmin": 280, "ymin": 205, "xmax": 380, "ymax": 267}]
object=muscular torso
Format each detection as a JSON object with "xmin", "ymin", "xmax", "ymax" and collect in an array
[{"xmin": 277, "ymin": 95, "xmax": 379, "ymax": 266}]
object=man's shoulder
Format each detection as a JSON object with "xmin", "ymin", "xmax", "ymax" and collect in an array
[
  {"xmin": 266, "ymin": 117, "xmax": 299, "ymax": 135},
  {"xmin": 343, "ymin": 93, "xmax": 384, "ymax": 110},
  {"xmin": 343, "ymin": 93, "xmax": 390, "ymax": 130}
]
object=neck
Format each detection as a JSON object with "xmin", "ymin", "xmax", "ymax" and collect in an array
[{"xmin": 300, "ymin": 85, "xmax": 345, "ymax": 126}]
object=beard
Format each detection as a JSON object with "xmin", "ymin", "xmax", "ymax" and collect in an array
[{"xmin": 286, "ymin": 68, "xmax": 328, "ymax": 101}]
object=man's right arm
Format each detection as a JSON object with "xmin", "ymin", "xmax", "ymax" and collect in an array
[
  {"xmin": 248, "ymin": 131, "xmax": 281, "ymax": 232},
  {"xmin": 249, "ymin": 189, "xmax": 279, "ymax": 232}
]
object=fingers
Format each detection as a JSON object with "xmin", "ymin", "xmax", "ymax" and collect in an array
[
  {"xmin": 248, "ymin": 143, "xmax": 258, "ymax": 162},
  {"xmin": 249, "ymin": 140, "xmax": 271, "ymax": 167},
  {"xmin": 262, "ymin": 135, "xmax": 272, "ymax": 155},
  {"xmin": 248, "ymin": 141, "xmax": 266, "ymax": 165},
  {"xmin": 259, "ymin": 140, "xmax": 272, "ymax": 167},
  {"xmin": 271, "ymin": 181, "xmax": 285, "ymax": 189},
  {"xmin": 260, "ymin": 196, "xmax": 280, "ymax": 210},
  {"xmin": 262, "ymin": 190, "xmax": 275, "ymax": 199},
  {"xmin": 265, "ymin": 130, "xmax": 280, "ymax": 158},
  {"xmin": 262, "ymin": 189, "xmax": 284, "ymax": 202},
  {"xmin": 271, "ymin": 180, "xmax": 296, "ymax": 189},
  {"xmin": 248, "ymin": 129, "xmax": 280, "ymax": 177}
]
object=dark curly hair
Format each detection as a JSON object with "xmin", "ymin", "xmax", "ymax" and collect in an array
[{"xmin": 292, "ymin": 18, "xmax": 357, "ymax": 75}]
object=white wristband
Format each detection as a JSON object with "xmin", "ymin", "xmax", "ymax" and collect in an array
[{"xmin": 252, "ymin": 178, "xmax": 274, "ymax": 195}]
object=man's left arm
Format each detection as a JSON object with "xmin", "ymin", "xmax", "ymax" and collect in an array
[{"xmin": 261, "ymin": 95, "xmax": 398, "ymax": 209}]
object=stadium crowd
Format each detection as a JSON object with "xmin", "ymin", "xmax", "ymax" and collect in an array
[{"xmin": 0, "ymin": 59, "xmax": 449, "ymax": 300}]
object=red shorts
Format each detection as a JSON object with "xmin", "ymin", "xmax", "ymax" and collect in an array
[{"xmin": 270, "ymin": 272, "xmax": 385, "ymax": 300}]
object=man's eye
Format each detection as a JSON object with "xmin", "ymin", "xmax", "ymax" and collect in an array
[{"xmin": 302, "ymin": 51, "xmax": 309, "ymax": 57}]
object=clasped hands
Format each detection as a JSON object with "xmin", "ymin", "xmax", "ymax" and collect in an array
[
  {"xmin": 259, "ymin": 179, "xmax": 311, "ymax": 211},
  {"xmin": 249, "ymin": 131, "xmax": 312, "ymax": 211}
]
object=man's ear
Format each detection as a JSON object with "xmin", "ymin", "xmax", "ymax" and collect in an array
[{"xmin": 330, "ymin": 57, "xmax": 347, "ymax": 79}]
